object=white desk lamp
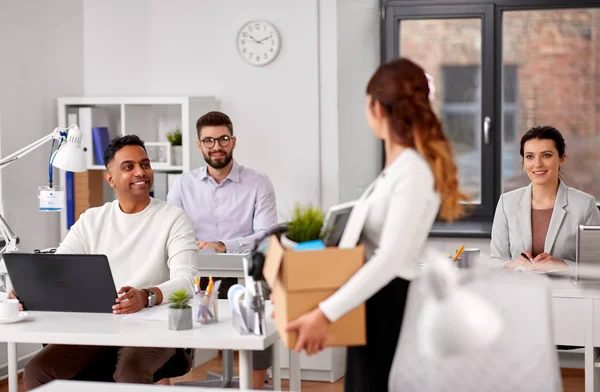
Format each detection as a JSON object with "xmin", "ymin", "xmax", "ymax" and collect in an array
[
  {"xmin": 418, "ymin": 253, "xmax": 503, "ymax": 358},
  {"xmin": 0, "ymin": 124, "xmax": 86, "ymax": 254}
]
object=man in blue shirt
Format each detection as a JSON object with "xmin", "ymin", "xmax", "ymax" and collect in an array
[{"xmin": 167, "ymin": 111, "xmax": 277, "ymax": 389}]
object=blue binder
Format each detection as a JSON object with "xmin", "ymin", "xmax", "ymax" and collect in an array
[
  {"xmin": 92, "ymin": 127, "xmax": 110, "ymax": 165},
  {"xmin": 66, "ymin": 171, "xmax": 74, "ymax": 229}
]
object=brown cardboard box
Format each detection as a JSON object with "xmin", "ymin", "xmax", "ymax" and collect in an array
[{"xmin": 263, "ymin": 235, "xmax": 366, "ymax": 349}]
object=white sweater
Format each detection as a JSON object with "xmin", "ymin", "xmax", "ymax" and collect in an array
[
  {"xmin": 319, "ymin": 149, "xmax": 441, "ymax": 322},
  {"xmin": 56, "ymin": 198, "xmax": 198, "ymax": 301}
]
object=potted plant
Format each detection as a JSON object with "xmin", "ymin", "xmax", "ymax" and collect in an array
[
  {"xmin": 168, "ymin": 289, "xmax": 193, "ymax": 331},
  {"xmin": 167, "ymin": 128, "xmax": 182, "ymax": 166},
  {"xmin": 282, "ymin": 205, "xmax": 326, "ymax": 249}
]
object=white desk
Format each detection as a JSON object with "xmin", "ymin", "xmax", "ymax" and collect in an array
[
  {"xmin": 196, "ymin": 254, "xmax": 303, "ymax": 390},
  {"xmin": 36, "ymin": 379, "xmax": 267, "ymax": 391},
  {"xmin": 0, "ymin": 301, "xmax": 301, "ymax": 392},
  {"xmin": 478, "ymin": 262, "xmax": 600, "ymax": 391},
  {"xmin": 196, "ymin": 253, "xmax": 249, "ymax": 279}
]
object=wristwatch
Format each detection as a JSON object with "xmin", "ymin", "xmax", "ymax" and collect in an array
[{"xmin": 142, "ymin": 288, "xmax": 156, "ymax": 308}]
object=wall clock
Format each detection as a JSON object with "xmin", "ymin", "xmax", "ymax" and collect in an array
[{"xmin": 237, "ymin": 20, "xmax": 281, "ymax": 66}]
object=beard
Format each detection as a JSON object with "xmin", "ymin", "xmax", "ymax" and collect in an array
[{"xmin": 203, "ymin": 150, "xmax": 233, "ymax": 169}]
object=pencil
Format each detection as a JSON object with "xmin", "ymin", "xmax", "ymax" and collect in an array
[{"xmin": 453, "ymin": 244, "xmax": 465, "ymax": 261}]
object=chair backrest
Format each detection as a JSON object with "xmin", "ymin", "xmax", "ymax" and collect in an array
[{"xmin": 389, "ymin": 270, "xmax": 562, "ymax": 392}]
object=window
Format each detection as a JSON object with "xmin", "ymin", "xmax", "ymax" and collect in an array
[
  {"xmin": 502, "ymin": 8, "xmax": 600, "ymax": 197},
  {"xmin": 385, "ymin": 1, "xmax": 599, "ymax": 234}
]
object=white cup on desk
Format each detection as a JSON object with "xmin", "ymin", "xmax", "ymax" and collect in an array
[{"xmin": 0, "ymin": 299, "xmax": 19, "ymax": 318}]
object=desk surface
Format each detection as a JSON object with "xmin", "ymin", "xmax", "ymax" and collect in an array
[
  {"xmin": 36, "ymin": 380, "xmax": 265, "ymax": 392},
  {"xmin": 0, "ymin": 300, "xmax": 278, "ymax": 351},
  {"xmin": 478, "ymin": 260, "xmax": 600, "ymax": 299}
]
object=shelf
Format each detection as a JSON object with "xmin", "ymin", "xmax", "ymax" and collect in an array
[
  {"xmin": 87, "ymin": 165, "xmax": 182, "ymax": 172},
  {"xmin": 153, "ymin": 166, "xmax": 184, "ymax": 172}
]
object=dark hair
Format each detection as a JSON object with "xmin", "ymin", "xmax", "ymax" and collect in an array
[
  {"xmin": 366, "ymin": 58, "xmax": 468, "ymax": 222},
  {"xmin": 519, "ymin": 125, "xmax": 566, "ymax": 158},
  {"xmin": 196, "ymin": 111, "xmax": 233, "ymax": 139},
  {"xmin": 103, "ymin": 134, "xmax": 146, "ymax": 168}
]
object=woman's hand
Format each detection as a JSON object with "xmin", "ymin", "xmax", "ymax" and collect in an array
[
  {"xmin": 504, "ymin": 252, "xmax": 532, "ymax": 270},
  {"xmin": 285, "ymin": 308, "xmax": 331, "ymax": 356},
  {"xmin": 530, "ymin": 254, "xmax": 568, "ymax": 271},
  {"xmin": 8, "ymin": 290, "xmax": 24, "ymax": 311}
]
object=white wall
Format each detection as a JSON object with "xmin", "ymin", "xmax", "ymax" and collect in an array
[
  {"xmin": 83, "ymin": 0, "xmax": 322, "ymax": 218},
  {"xmin": 336, "ymin": 0, "xmax": 382, "ymax": 202},
  {"xmin": 82, "ymin": 0, "xmax": 381, "ymax": 215},
  {"xmin": 0, "ymin": 0, "xmax": 85, "ymax": 376}
]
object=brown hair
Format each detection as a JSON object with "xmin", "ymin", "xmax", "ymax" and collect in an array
[
  {"xmin": 366, "ymin": 58, "xmax": 468, "ymax": 222},
  {"xmin": 196, "ymin": 111, "xmax": 234, "ymax": 139}
]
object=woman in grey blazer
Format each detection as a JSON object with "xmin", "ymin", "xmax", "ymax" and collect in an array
[{"xmin": 490, "ymin": 126, "xmax": 600, "ymax": 271}]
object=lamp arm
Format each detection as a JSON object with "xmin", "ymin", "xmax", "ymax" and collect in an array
[
  {"xmin": 0, "ymin": 213, "xmax": 17, "ymax": 253},
  {"xmin": 0, "ymin": 126, "xmax": 75, "ymax": 169}
]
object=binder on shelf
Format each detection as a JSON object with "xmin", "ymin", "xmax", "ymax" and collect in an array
[
  {"xmin": 65, "ymin": 112, "xmax": 78, "ymax": 229},
  {"xmin": 92, "ymin": 127, "xmax": 110, "ymax": 165}
]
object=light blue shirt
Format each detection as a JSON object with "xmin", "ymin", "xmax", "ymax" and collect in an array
[{"xmin": 167, "ymin": 160, "xmax": 278, "ymax": 253}]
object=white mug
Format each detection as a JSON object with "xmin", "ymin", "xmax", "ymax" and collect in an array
[{"xmin": 0, "ymin": 299, "xmax": 19, "ymax": 318}]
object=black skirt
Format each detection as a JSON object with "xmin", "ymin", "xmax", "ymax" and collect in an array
[{"xmin": 344, "ymin": 277, "xmax": 410, "ymax": 392}]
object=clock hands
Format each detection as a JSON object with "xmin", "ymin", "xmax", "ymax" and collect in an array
[{"xmin": 257, "ymin": 36, "xmax": 272, "ymax": 43}]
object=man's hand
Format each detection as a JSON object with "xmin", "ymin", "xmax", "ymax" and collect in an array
[
  {"xmin": 7, "ymin": 290, "xmax": 24, "ymax": 311},
  {"xmin": 112, "ymin": 286, "xmax": 147, "ymax": 314},
  {"xmin": 197, "ymin": 240, "xmax": 226, "ymax": 253}
]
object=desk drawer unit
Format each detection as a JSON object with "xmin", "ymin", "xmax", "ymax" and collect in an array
[{"xmin": 553, "ymin": 297, "xmax": 585, "ymax": 346}]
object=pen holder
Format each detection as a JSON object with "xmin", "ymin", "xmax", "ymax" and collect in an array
[{"xmin": 193, "ymin": 291, "xmax": 219, "ymax": 324}]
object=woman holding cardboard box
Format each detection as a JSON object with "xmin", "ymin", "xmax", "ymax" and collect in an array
[{"xmin": 282, "ymin": 58, "xmax": 468, "ymax": 391}]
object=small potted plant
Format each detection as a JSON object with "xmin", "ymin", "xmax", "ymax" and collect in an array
[
  {"xmin": 167, "ymin": 128, "xmax": 182, "ymax": 166},
  {"xmin": 282, "ymin": 204, "xmax": 326, "ymax": 249},
  {"xmin": 168, "ymin": 289, "xmax": 192, "ymax": 331}
]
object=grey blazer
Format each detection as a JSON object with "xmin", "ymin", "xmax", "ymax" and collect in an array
[{"xmin": 490, "ymin": 181, "xmax": 600, "ymax": 265}]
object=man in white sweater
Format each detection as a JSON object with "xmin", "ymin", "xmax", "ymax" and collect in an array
[{"xmin": 21, "ymin": 135, "xmax": 198, "ymax": 390}]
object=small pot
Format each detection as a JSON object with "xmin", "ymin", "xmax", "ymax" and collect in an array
[
  {"xmin": 172, "ymin": 145, "xmax": 183, "ymax": 166},
  {"xmin": 280, "ymin": 233, "xmax": 298, "ymax": 250},
  {"xmin": 168, "ymin": 307, "xmax": 193, "ymax": 330}
]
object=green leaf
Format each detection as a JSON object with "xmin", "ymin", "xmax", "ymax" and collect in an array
[
  {"xmin": 167, "ymin": 129, "xmax": 182, "ymax": 146},
  {"xmin": 286, "ymin": 204, "xmax": 326, "ymax": 243},
  {"xmin": 169, "ymin": 289, "xmax": 191, "ymax": 309}
]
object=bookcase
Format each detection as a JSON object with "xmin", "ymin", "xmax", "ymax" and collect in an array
[{"xmin": 57, "ymin": 96, "xmax": 219, "ymax": 237}]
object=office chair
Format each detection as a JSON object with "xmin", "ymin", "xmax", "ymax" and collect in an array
[{"xmin": 389, "ymin": 270, "xmax": 562, "ymax": 392}]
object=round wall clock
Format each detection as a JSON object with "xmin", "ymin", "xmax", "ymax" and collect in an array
[{"xmin": 236, "ymin": 20, "xmax": 281, "ymax": 66}]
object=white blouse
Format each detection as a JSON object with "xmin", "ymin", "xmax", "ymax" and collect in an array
[{"xmin": 319, "ymin": 148, "xmax": 441, "ymax": 322}]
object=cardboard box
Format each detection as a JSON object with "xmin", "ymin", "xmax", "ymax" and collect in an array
[{"xmin": 263, "ymin": 235, "xmax": 366, "ymax": 348}]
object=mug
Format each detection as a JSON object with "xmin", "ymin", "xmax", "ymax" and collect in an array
[{"xmin": 0, "ymin": 299, "xmax": 19, "ymax": 318}]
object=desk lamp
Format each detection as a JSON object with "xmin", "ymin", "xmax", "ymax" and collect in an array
[
  {"xmin": 0, "ymin": 125, "xmax": 86, "ymax": 290},
  {"xmin": 418, "ymin": 253, "xmax": 503, "ymax": 358}
]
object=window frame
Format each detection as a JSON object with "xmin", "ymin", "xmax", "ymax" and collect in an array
[{"xmin": 382, "ymin": 0, "xmax": 600, "ymax": 237}]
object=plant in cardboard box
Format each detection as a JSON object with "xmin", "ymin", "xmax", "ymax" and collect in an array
[{"xmin": 282, "ymin": 205, "xmax": 326, "ymax": 249}]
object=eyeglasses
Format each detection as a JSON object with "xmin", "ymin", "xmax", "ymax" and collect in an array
[{"xmin": 200, "ymin": 135, "xmax": 233, "ymax": 148}]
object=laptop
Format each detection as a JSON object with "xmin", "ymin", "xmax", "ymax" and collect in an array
[
  {"xmin": 3, "ymin": 253, "xmax": 117, "ymax": 313},
  {"xmin": 574, "ymin": 225, "xmax": 600, "ymax": 283},
  {"xmin": 321, "ymin": 201, "xmax": 356, "ymax": 247}
]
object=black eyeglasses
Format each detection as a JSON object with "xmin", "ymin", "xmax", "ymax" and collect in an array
[{"xmin": 200, "ymin": 135, "xmax": 233, "ymax": 148}]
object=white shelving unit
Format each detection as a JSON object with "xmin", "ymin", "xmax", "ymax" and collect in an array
[{"xmin": 56, "ymin": 96, "xmax": 219, "ymax": 237}]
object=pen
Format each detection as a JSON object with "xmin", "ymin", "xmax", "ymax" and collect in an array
[{"xmin": 520, "ymin": 252, "xmax": 534, "ymax": 263}]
